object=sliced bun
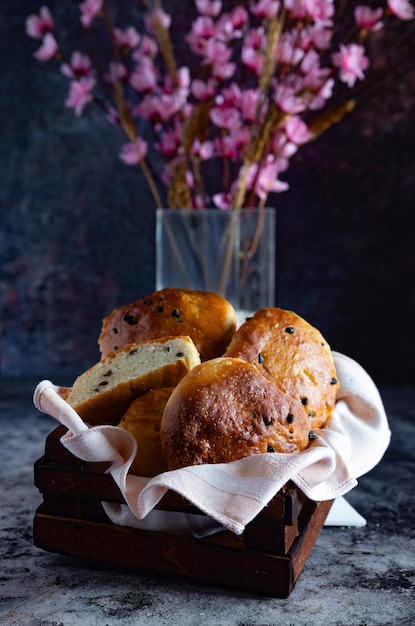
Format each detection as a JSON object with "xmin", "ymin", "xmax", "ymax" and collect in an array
[
  {"xmin": 224, "ymin": 308, "xmax": 339, "ymax": 430},
  {"xmin": 64, "ymin": 335, "xmax": 201, "ymax": 425},
  {"xmin": 98, "ymin": 288, "xmax": 237, "ymax": 361},
  {"xmin": 161, "ymin": 357, "xmax": 311, "ymax": 470}
]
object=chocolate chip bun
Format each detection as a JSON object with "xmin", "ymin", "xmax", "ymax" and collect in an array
[
  {"xmin": 118, "ymin": 388, "xmax": 172, "ymax": 476},
  {"xmin": 98, "ymin": 288, "xmax": 237, "ymax": 362},
  {"xmin": 224, "ymin": 308, "xmax": 339, "ymax": 430},
  {"xmin": 64, "ymin": 335, "xmax": 201, "ymax": 425},
  {"xmin": 161, "ymin": 357, "xmax": 311, "ymax": 470}
]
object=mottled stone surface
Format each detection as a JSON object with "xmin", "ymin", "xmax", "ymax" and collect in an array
[
  {"xmin": 1, "ymin": 1, "xmax": 415, "ymax": 384},
  {"xmin": 0, "ymin": 380, "xmax": 414, "ymax": 625}
]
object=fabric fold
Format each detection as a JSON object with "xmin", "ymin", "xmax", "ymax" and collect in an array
[{"xmin": 33, "ymin": 351, "xmax": 391, "ymax": 536}]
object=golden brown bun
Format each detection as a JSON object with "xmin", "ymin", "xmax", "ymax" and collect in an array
[
  {"xmin": 118, "ymin": 388, "xmax": 172, "ymax": 477},
  {"xmin": 64, "ymin": 335, "xmax": 201, "ymax": 425},
  {"xmin": 224, "ymin": 308, "xmax": 339, "ymax": 430},
  {"xmin": 98, "ymin": 288, "xmax": 237, "ymax": 361},
  {"xmin": 161, "ymin": 357, "xmax": 312, "ymax": 470}
]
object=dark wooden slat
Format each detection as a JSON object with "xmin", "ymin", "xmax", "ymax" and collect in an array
[
  {"xmin": 33, "ymin": 507, "xmax": 296, "ymax": 597},
  {"xmin": 33, "ymin": 427, "xmax": 334, "ymax": 597}
]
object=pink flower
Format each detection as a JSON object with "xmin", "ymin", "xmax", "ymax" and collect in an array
[
  {"xmin": 284, "ymin": 116, "xmax": 313, "ymax": 144},
  {"xmin": 119, "ymin": 137, "xmax": 148, "ymax": 165},
  {"xmin": 215, "ymin": 127, "xmax": 249, "ymax": 158},
  {"xmin": 284, "ymin": 0, "xmax": 309, "ymax": 19},
  {"xmin": 191, "ymin": 139, "xmax": 215, "ymax": 160},
  {"xmin": 157, "ymin": 93, "xmax": 184, "ymax": 121},
  {"xmin": 186, "ymin": 16, "xmax": 216, "ymax": 53},
  {"xmin": 191, "ymin": 78, "xmax": 215, "ymax": 100},
  {"xmin": 203, "ymin": 38, "xmax": 231, "ymax": 64},
  {"xmin": 242, "ymin": 46, "xmax": 264, "ymax": 75},
  {"xmin": 130, "ymin": 59, "xmax": 158, "ymax": 92},
  {"xmin": 242, "ymin": 28, "xmax": 265, "ymax": 74},
  {"xmin": 300, "ymin": 24, "xmax": 333, "ymax": 50},
  {"xmin": 114, "ymin": 27, "xmax": 141, "ymax": 51},
  {"xmin": 135, "ymin": 34, "xmax": 158, "ymax": 58},
  {"xmin": 249, "ymin": 0, "xmax": 280, "ymax": 19},
  {"xmin": 387, "ymin": 0, "xmax": 415, "ymax": 20},
  {"xmin": 104, "ymin": 62, "xmax": 129, "ymax": 84},
  {"xmin": 61, "ymin": 51, "xmax": 93, "ymax": 79},
  {"xmin": 306, "ymin": 0, "xmax": 335, "ymax": 26},
  {"xmin": 165, "ymin": 67, "xmax": 190, "ymax": 96},
  {"xmin": 354, "ymin": 6, "xmax": 384, "ymax": 32},
  {"xmin": 244, "ymin": 27, "xmax": 266, "ymax": 51},
  {"xmin": 217, "ymin": 83, "xmax": 242, "ymax": 107},
  {"xmin": 135, "ymin": 96, "xmax": 160, "ymax": 121},
  {"xmin": 277, "ymin": 34, "xmax": 305, "ymax": 66},
  {"xmin": 240, "ymin": 89, "xmax": 261, "ymax": 122},
  {"xmin": 146, "ymin": 8, "xmax": 172, "ymax": 33},
  {"xmin": 301, "ymin": 49, "xmax": 331, "ymax": 93},
  {"xmin": 247, "ymin": 156, "xmax": 289, "ymax": 200},
  {"xmin": 65, "ymin": 77, "xmax": 96, "ymax": 116},
  {"xmin": 308, "ymin": 77, "xmax": 334, "ymax": 109},
  {"xmin": 274, "ymin": 85, "xmax": 307, "ymax": 114},
  {"xmin": 331, "ymin": 43, "xmax": 370, "ymax": 87},
  {"xmin": 158, "ymin": 130, "xmax": 180, "ymax": 157},
  {"xmin": 213, "ymin": 192, "xmax": 233, "ymax": 210},
  {"xmin": 79, "ymin": 0, "xmax": 103, "ymax": 28},
  {"xmin": 229, "ymin": 5, "xmax": 249, "ymax": 29},
  {"xmin": 210, "ymin": 106, "xmax": 241, "ymax": 130},
  {"xmin": 25, "ymin": 0, "xmax": 415, "ymax": 210},
  {"xmin": 196, "ymin": 0, "xmax": 222, "ymax": 17},
  {"xmin": 33, "ymin": 33, "xmax": 58, "ymax": 61},
  {"xmin": 25, "ymin": 6, "xmax": 54, "ymax": 39}
]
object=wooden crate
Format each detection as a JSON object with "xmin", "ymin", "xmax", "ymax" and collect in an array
[{"xmin": 33, "ymin": 426, "xmax": 333, "ymax": 598}]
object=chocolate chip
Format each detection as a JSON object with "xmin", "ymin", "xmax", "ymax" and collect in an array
[
  {"xmin": 286, "ymin": 413, "xmax": 294, "ymax": 424},
  {"xmin": 176, "ymin": 352, "xmax": 184, "ymax": 357},
  {"xmin": 143, "ymin": 299, "xmax": 153, "ymax": 306},
  {"xmin": 98, "ymin": 381, "xmax": 108, "ymax": 386},
  {"xmin": 171, "ymin": 309, "xmax": 180, "ymax": 317},
  {"xmin": 308, "ymin": 411, "xmax": 315, "ymax": 418},
  {"xmin": 308, "ymin": 430, "xmax": 317, "ymax": 441},
  {"xmin": 103, "ymin": 370, "xmax": 112, "ymax": 377},
  {"xmin": 157, "ymin": 306, "xmax": 164, "ymax": 313},
  {"xmin": 301, "ymin": 397, "xmax": 308, "ymax": 405},
  {"xmin": 267, "ymin": 445, "xmax": 275, "ymax": 453},
  {"xmin": 258, "ymin": 353, "xmax": 265, "ymax": 363},
  {"xmin": 124, "ymin": 314, "xmax": 138, "ymax": 325},
  {"xmin": 129, "ymin": 348, "xmax": 138, "ymax": 355},
  {"xmin": 262, "ymin": 414, "xmax": 273, "ymax": 426},
  {"xmin": 112, "ymin": 327, "xmax": 118, "ymax": 334},
  {"xmin": 330, "ymin": 377, "xmax": 338, "ymax": 385},
  {"xmin": 285, "ymin": 326, "xmax": 295, "ymax": 334}
]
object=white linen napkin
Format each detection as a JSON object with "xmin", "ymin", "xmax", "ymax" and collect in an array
[{"xmin": 33, "ymin": 351, "xmax": 390, "ymax": 536}]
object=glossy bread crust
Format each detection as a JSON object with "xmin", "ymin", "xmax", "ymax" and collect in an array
[
  {"xmin": 118, "ymin": 387, "xmax": 173, "ymax": 477},
  {"xmin": 224, "ymin": 308, "xmax": 339, "ymax": 430},
  {"xmin": 161, "ymin": 357, "xmax": 311, "ymax": 470},
  {"xmin": 98, "ymin": 288, "xmax": 237, "ymax": 362}
]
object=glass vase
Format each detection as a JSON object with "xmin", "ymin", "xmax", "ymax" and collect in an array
[{"xmin": 155, "ymin": 207, "xmax": 276, "ymax": 322}]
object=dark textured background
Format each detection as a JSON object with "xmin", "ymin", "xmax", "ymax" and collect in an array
[{"xmin": 1, "ymin": 1, "xmax": 414, "ymax": 385}]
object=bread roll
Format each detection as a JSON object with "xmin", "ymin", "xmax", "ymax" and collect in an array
[
  {"xmin": 118, "ymin": 388, "xmax": 172, "ymax": 476},
  {"xmin": 224, "ymin": 308, "xmax": 339, "ymax": 430},
  {"xmin": 161, "ymin": 357, "xmax": 312, "ymax": 470},
  {"xmin": 64, "ymin": 335, "xmax": 201, "ymax": 425},
  {"xmin": 98, "ymin": 288, "xmax": 237, "ymax": 362}
]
